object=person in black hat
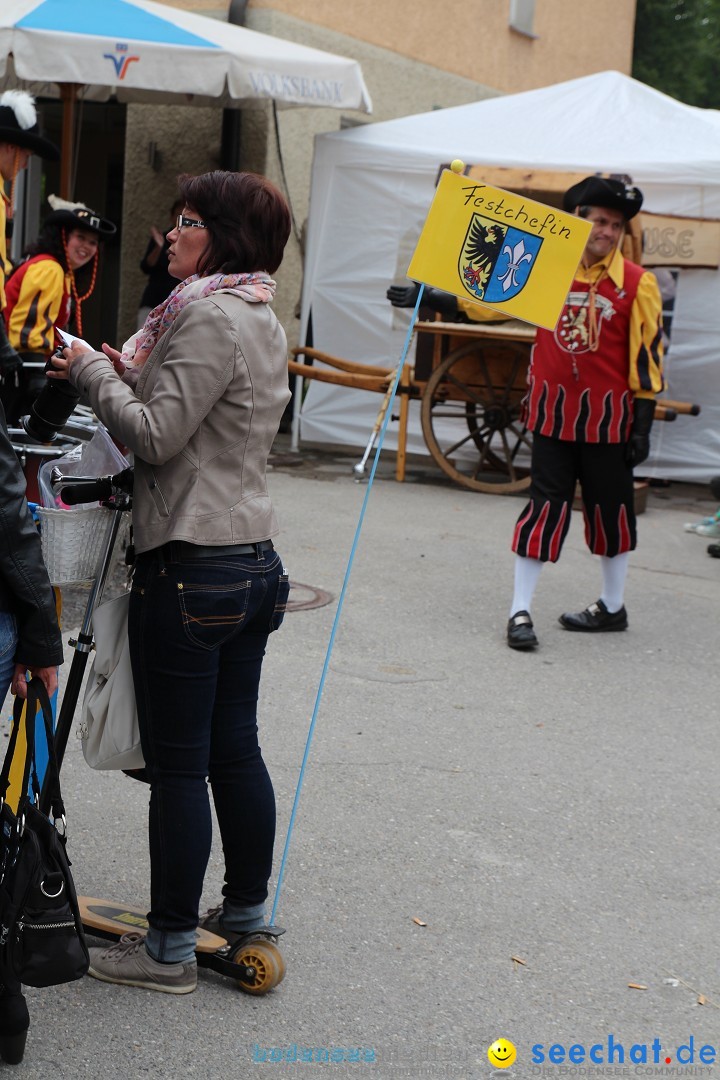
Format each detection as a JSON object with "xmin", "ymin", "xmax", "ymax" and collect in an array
[
  {"xmin": 0, "ymin": 90, "xmax": 63, "ymax": 1066},
  {"xmin": 0, "ymin": 90, "xmax": 59, "ymax": 389},
  {"xmin": 3, "ymin": 195, "xmax": 116, "ymax": 423},
  {"xmin": 506, "ymin": 175, "xmax": 664, "ymax": 650}
]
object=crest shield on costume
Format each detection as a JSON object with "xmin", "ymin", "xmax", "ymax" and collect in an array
[{"xmin": 459, "ymin": 213, "xmax": 543, "ymax": 303}]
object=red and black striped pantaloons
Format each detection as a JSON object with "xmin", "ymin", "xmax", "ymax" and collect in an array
[{"xmin": 511, "ymin": 433, "xmax": 636, "ymax": 563}]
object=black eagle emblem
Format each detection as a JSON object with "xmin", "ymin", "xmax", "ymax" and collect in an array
[{"xmin": 460, "ymin": 216, "xmax": 508, "ymax": 297}]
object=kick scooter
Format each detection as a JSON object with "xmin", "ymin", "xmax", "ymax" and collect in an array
[{"xmin": 40, "ymin": 466, "xmax": 285, "ymax": 994}]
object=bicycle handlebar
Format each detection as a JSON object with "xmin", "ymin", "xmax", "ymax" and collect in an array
[
  {"xmin": 52, "ymin": 466, "xmax": 134, "ymax": 505},
  {"xmin": 61, "ymin": 477, "xmax": 115, "ymax": 505}
]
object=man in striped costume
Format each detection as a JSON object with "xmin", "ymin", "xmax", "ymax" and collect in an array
[
  {"xmin": 507, "ymin": 176, "xmax": 664, "ymax": 650},
  {"xmin": 0, "ymin": 91, "xmax": 59, "ymax": 409}
]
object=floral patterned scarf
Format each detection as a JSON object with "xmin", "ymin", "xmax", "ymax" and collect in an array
[{"xmin": 121, "ymin": 271, "xmax": 276, "ymax": 371}]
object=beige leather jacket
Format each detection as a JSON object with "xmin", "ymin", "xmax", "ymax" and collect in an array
[{"xmin": 70, "ymin": 292, "xmax": 290, "ymax": 553}]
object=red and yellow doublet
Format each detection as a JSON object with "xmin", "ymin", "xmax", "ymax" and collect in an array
[
  {"xmin": 4, "ymin": 254, "xmax": 70, "ymax": 358},
  {"xmin": 525, "ymin": 253, "xmax": 663, "ymax": 442},
  {"xmin": 0, "ymin": 177, "xmax": 10, "ymax": 310}
]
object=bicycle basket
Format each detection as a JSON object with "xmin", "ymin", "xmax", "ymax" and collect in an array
[{"xmin": 37, "ymin": 506, "xmax": 116, "ymax": 586}]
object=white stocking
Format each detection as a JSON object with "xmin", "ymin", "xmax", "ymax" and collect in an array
[
  {"xmin": 600, "ymin": 553, "xmax": 629, "ymax": 613},
  {"xmin": 510, "ymin": 555, "xmax": 543, "ymax": 617}
]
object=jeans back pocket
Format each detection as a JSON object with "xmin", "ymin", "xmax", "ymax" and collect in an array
[{"xmin": 178, "ymin": 579, "xmax": 252, "ymax": 650}]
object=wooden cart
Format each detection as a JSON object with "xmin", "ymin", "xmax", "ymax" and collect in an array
[
  {"xmin": 289, "ymin": 320, "xmax": 698, "ymax": 495},
  {"xmin": 414, "ymin": 318, "xmax": 535, "ymax": 493}
]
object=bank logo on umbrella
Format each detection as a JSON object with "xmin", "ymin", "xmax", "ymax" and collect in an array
[
  {"xmin": 103, "ymin": 45, "xmax": 140, "ymax": 80},
  {"xmin": 459, "ymin": 213, "xmax": 543, "ymax": 303}
]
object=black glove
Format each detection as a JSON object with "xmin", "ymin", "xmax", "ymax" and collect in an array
[
  {"xmin": 386, "ymin": 282, "xmax": 459, "ymax": 316},
  {"xmin": 387, "ymin": 282, "xmax": 422, "ymax": 307},
  {"xmin": 625, "ymin": 398, "xmax": 656, "ymax": 467},
  {"xmin": 0, "ymin": 319, "xmax": 20, "ymax": 389}
]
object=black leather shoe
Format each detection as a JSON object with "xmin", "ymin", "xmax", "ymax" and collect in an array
[
  {"xmin": 559, "ymin": 598, "xmax": 628, "ymax": 632},
  {"xmin": 708, "ymin": 543, "xmax": 720, "ymax": 558},
  {"xmin": 507, "ymin": 610, "xmax": 538, "ymax": 650}
]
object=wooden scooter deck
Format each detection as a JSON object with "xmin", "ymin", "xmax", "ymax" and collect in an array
[{"xmin": 79, "ymin": 896, "xmax": 227, "ymax": 954}]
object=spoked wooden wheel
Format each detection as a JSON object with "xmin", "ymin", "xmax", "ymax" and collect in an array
[
  {"xmin": 233, "ymin": 939, "xmax": 285, "ymax": 995},
  {"xmin": 421, "ymin": 341, "xmax": 533, "ymax": 493}
]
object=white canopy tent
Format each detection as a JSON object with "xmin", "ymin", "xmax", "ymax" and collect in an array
[{"xmin": 298, "ymin": 70, "xmax": 720, "ymax": 483}]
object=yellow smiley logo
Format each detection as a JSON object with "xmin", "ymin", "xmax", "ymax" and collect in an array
[{"xmin": 488, "ymin": 1039, "xmax": 517, "ymax": 1068}]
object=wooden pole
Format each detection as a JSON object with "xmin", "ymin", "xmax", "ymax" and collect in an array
[
  {"xmin": 395, "ymin": 364, "xmax": 412, "ymax": 483},
  {"xmin": 59, "ymin": 83, "xmax": 80, "ymax": 199}
]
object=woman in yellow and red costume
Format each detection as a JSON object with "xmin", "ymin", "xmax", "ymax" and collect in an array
[{"xmin": 3, "ymin": 196, "xmax": 116, "ymax": 424}]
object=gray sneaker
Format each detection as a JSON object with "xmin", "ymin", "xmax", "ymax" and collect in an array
[
  {"xmin": 199, "ymin": 905, "xmax": 262, "ymax": 945},
  {"xmin": 684, "ymin": 515, "xmax": 720, "ymax": 534},
  {"xmin": 198, "ymin": 906, "xmax": 233, "ymax": 943},
  {"xmin": 88, "ymin": 933, "xmax": 197, "ymax": 994},
  {"xmin": 695, "ymin": 520, "xmax": 720, "ymax": 537}
]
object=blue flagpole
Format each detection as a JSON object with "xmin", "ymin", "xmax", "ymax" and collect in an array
[{"xmin": 270, "ymin": 284, "xmax": 425, "ymax": 924}]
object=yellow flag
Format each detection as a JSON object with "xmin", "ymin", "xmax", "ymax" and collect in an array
[{"xmin": 407, "ymin": 170, "xmax": 592, "ymax": 330}]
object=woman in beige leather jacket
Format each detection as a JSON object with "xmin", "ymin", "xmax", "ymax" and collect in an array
[{"xmin": 53, "ymin": 170, "xmax": 292, "ymax": 995}]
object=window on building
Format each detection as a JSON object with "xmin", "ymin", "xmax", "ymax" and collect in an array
[{"xmin": 509, "ymin": 0, "xmax": 537, "ymax": 38}]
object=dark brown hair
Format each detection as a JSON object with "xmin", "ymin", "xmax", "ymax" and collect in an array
[{"xmin": 177, "ymin": 170, "xmax": 291, "ymax": 276}]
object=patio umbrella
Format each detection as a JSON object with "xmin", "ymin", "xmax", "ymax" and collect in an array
[{"xmin": 0, "ymin": 0, "xmax": 372, "ymax": 195}]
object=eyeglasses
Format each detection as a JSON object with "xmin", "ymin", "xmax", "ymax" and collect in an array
[{"xmin": 176, "ymin": 215, "xmax": 208, "ymax": 231}]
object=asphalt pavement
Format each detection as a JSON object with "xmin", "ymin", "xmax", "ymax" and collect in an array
[{"xmin": 9, "ymin": 440, "xmax": 720, "ymax": 1079}]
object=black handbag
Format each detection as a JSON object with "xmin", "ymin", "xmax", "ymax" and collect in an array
[{"xmin": 0, "ymin": 678, "xmax": 89, "ymax": 987}]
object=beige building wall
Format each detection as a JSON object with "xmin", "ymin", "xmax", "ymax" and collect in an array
[
  {"xmin": 118, "ymin": 105, "xmax": 223, "ymax": 346},
  {"xmin": 119, "ymin": 0, "xmax": 636, "ymax": 346},
  {"xmin": 119, "ymin": 4, "xmax": 499, "ymax": 345},
  {"xmin": 248, "ymin": 0, "xmax": 636, "ymax": 92}
]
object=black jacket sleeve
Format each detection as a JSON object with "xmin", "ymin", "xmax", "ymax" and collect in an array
[{"xmin": 0, "ymin": 410, "xmax": 63, "ymax": 668}]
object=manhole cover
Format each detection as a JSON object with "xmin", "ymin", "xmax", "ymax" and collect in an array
[
  {"xmin": 287, "ymin": 581, "xmax": 334, "ymax": 612},
  {"xmin": 268, "ymin": 453, "xmax": 304, "ymax": 468}
]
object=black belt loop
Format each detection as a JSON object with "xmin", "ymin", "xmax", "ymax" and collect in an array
[{"xmin": 157, "ymin": 544, "xmax": 168, "ymax": 573}]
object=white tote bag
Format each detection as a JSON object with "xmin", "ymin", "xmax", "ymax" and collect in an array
[{"xmin": 79, "ymin": 591, "xmax": 145, "ymax": 770}]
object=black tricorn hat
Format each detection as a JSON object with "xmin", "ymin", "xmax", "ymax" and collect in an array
[
  {"xmin": 0, "ymin": 90, "xmax": 59, "ymax": 161},
  {"xmin": 563, "ymin": 176, "xmax": 643, "ymax": 220},
  {"xmin": 44, "ymin": 195, "xmax": 116, "ymax": 237}
]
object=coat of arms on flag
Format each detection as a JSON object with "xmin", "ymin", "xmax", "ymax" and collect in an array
[{"xmin": 459, "ymin": 214, "xmax": 543, "ymax": 303}]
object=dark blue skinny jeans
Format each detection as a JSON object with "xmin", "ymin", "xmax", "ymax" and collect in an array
[{"xmin": 128, "ymin": 543, "xmax": 288, "ymax": 963}]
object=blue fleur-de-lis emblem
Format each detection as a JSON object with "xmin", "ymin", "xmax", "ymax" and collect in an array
[{"xmin": 459, "ymin": 213, "xmax": 542, "ymax": 303}]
